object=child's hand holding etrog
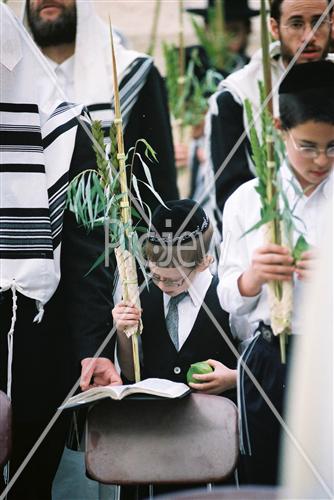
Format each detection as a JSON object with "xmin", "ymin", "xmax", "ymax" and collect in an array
[{"xmin": 187, "ymin": 359, "xmax": 237, "ymax": 395}]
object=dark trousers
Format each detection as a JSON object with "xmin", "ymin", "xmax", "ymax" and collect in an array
[
  {"xmin": 1, "ymin": 415, "xmax": 70, "ymax": 500},
  {"xmin": 238, "ymin": 325, "xmax": 294, "ymax": 486}
]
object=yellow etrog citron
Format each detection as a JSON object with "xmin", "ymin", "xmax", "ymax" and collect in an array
[{"xmin": 186, "ymin": 361, "xmax": 213, "ymax": 384}]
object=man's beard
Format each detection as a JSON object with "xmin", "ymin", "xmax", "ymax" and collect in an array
[
  {"xmin": 27, "ymin": 2, "xmax": 77, "ymax": 47},
  {"xmin": 279, "ymin": 30, "xmax": 331, "ymax": 65}
]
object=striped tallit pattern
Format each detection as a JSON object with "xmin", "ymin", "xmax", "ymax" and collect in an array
[
  {"xmin": 87, "ymin": 56, "xmax": 153, "ymax": 136},
  {"xmin": 0, "ymin": 102, "xmax": 52, "ymax": 259},
  {"xmin": 0, "ymin": 102, "xmax": 83, "ymax": 258},
  {"xmin": 0, "ymin": 101, "xmax": 87, "ymax": 306}
]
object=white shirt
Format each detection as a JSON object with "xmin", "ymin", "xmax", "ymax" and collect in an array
[
  {"xmin": 164, "ymin": 269, "xmax": 213, "ymax": 350},
  {"xmin": 217, "ymin": 162, "xmax": 332, "ymax": 342},
  {"xmin": 46, "ymin": 55, "xmax": 75, "ymax": 102}
]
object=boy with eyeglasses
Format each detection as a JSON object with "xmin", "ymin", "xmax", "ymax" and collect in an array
[
  {"xmin": 207, "ymin": 0, "xmax": 333, "ymax": 233},
  {"xmin": 113, "ymin": 199, "xmax": 237, "ymax": 394},
  {"xmin": 217, "ymin": 60, "xmax": 334, "ymax": 485}
]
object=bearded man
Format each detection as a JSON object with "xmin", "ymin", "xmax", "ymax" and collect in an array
[
  {"xmin": 205, "ymin": 0, "xmax": 334, "ymax": 232},
  {"xmin": 0, "ymin": 5, "xmax": 121, "ymax": 499},
  {"xmin": 24, "ymin": 0, "xmax": 179, "ymax": 219}
]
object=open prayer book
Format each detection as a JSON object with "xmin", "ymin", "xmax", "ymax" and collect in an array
[{"xmin": 59, "ymin": 378, "xmax": 190, "ymax": 410}]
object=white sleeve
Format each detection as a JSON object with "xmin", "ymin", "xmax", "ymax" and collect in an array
[{"xmin": 217, "ymin": 191, "xmax": 261, "ymax": 315}]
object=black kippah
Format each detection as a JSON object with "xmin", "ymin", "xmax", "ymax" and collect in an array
[
  {"xmin": 148, "ymin": 199, "xmax": 210, "ymax": 245},
  {"xmin": 279, "ymin": 61, "xmax": 334, "ymax": 95}
]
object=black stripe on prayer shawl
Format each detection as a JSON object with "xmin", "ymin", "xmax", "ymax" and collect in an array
[
  {"xmin": 85, "ymin": 58, "xmax": 152, "ymax": 114},
  {"xmin": 0, "ymin": 125, "xmax": 40, "ymax": 133},
  {"xmin": 0, "ymin": 131, "xmax": 42, "ymax": 146},
  {"xmin": 43, "ymin": 116, "xmax": 78, "ymax": 149},
  {"xmin": 43, "ymin": 104, "xmax": 90, "ymax": 249},
  {"xmin": 0, "ymin": 164, "xmax": 45, "ymax": 173},
  {"xmin": 0, "ymin": 103, "xmax": 38, "ymax": 114},
  {"xmin": 48, "ymin": 172, "xmax": 69, "ymax": 249},
  {"xmin": 1, "ymin": 102, "xmax": 86, "ymax": 263},
  {"xmin": 0, "ymin": 208, "xmax": 53, "ymax": 259},
  {"xmin": 87, "ymin": 56, "xmax": 153, "ymax": 137},
  {"xmin": 0, "ymin": 251, "xmax": 54, "ymax": 259},
  {"xmin": 50, "ymin": 102, "xmax": 78, "ymax": 119},
  {"xmin": 0, "ymin": 208, "xmax": 50, "ymax": 216},
  {"xmin": 0, "ymin": 145, "xmax": 43, "ymax": 153},
  {"xmin": 48, "ymin": 171, "xmax": 69, "ymax": 199},
  {"xmin": 117, "ymin": 58, "xmax": 153, "ymax": 119},
  {"xmin": 87, "ymin": 103, "xmax": 111, "ymax": 112},
  {"xmin": 118, "ymin": 57, "xmax": 150, "ymax": 91}
]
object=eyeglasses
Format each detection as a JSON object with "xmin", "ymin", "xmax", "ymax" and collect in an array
[
  {"xmin": 149, "ymin": 268, "xmax": 194, "ymax": 288},
  {"xmin": 281, "ymin": 18, "xmax": 332, "ymax": 36},
  {"xmin": 288, "ymin": 133, "xmax": 334, "ymax": 159}
]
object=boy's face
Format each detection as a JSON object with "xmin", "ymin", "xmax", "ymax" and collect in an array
[
  {"xmin": 285, "ymin": 120, "xmax": 334, "ymax": 193},
  {"xmin": 148, "ymin": 263, "xmax": 196, "ymax": 297}
]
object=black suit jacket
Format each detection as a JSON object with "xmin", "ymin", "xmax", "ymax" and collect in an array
[{"xmin": 140, "ymin": 277, "xmax": 237, "ymax": 389}]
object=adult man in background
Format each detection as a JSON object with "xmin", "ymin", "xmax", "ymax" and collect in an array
[
  {"xmin": 0, "ymin": 5, "xmax": 121, "ymax": 499},
  {"xmin": 206, "ymin": 0, "xmax": 334, "ymax": 232},
  {"xmin": 187, "ymin": 0, "xmax": 259, "ymax": 71},
  {"xmin": 174, "ymin": 0, "xmax": 259, "ymax": 243},
  {"xmin": 25, "ymin": 0, "xmax": 179, "ymax": 216}
]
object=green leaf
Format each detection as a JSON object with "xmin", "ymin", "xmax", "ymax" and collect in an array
[
  {"xmin": 242, "ymin": 206, "xmax": 280, "ymax": 237},
  {"xmin": 134, "ymin": 152, "xmax": 154, "ymax": 188},
  {"xmin": 139, "ymin": 138, "xmax": 158, "ymax": 163},
  {"xmin": 85, "ymin": 172, "xmax": 94, "ymax": 226},
  {"xmin": 131, "ymin": 174, "xmax": 144, "ymax": 211},
  {"xmin": 137, "ymin": 179, "xmax": 170, "ymax": 209},
  {"xmin": 292, "ymin": 235, "xmax": 310, "ymax": 262},
  {"xmin": 131, "ymin": 207, "xmax": 141, "ymax": 220},
  {"xmin": 133, "ymin": 225, "xmax": 148, "ymax": 233}
]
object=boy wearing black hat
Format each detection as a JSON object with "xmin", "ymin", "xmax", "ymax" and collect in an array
[
  {"xmin": 217, "ymin": 60, "xmax": 334, "ymax": 485},
  {"xmin": 114, "ymin": 199, "xmax": 237, "ymax": 395}
]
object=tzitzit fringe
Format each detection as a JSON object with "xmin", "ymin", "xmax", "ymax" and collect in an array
[
  {"xmin": 4, "ymin": 281, "xmax": 45, "ymax": 399},
  {"xmin": 6, "ymin": 282, "xmax": 18, "ymax": 399}
]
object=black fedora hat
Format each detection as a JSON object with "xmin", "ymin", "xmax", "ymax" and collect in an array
[{"xmin": 187, "ymin": 0, "xmax": 259, "ymax": 22}]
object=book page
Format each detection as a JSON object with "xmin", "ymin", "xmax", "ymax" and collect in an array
[
  {"xmin": 59, "ymin": 384, "xmax": 126, "ymax": 409},
  {"xmin": 126, "ymin": 378, "xmax": 190, "ymax": 398},
  {"xmin": 59, "ymin": 379, "xmax": 190, "ymax": 410}
]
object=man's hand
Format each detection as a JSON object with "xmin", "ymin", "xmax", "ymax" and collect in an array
[
  {"xmin": 80, "ymin": 357, "xmax": 122, "ymax": 391},
  {"xmin": 112, "ymin": 301, "xmax": 141, "ymax": 333},
  {"xmin": 188, "ymin": 359, "xmax": 237, "ymax": 395},
  {"xmin": 295, "ymin": 250, "xmax": 317, "ymax": 281},
  {"xmin": 238, "ymin": 244, "xmax": 294, "ymax": 297}
]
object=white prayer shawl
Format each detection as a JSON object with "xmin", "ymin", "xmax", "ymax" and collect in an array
[
  {"xmin": 21, "ymin": 0, "xmax": 154, "ymax": 131},
  {"xmin": 215, "ymin": 41, "xmax": 334, "ymax": 139},
  {"xmin": 1, "ymin": 4, "xmax": 87, "ymax": 396},
  {"xmin": 216, "ymin": 41, "xmax": 284, "ymax": 138}
]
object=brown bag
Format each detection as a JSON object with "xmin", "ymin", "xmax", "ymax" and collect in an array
[{"xmin": 0, "ymin": 391, "xmax": 12, "ymax": 466}]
